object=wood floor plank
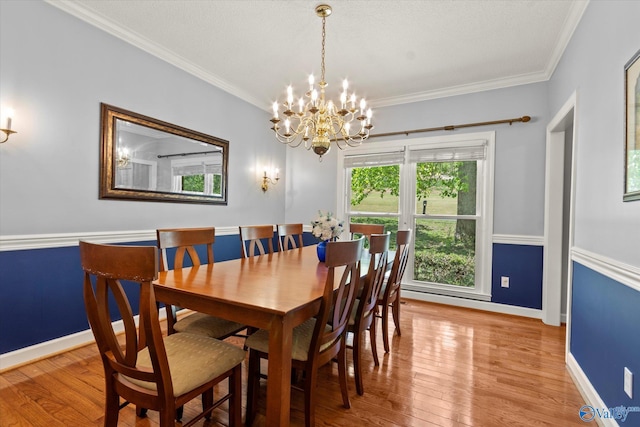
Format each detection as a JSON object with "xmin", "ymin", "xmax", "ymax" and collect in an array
[{"xmin": 0, "ymin": 299, "xmax": 587, "ymax": 426}]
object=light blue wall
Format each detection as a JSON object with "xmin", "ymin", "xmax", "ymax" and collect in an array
[
  {"xmin": 548, "ymin": 1, "xmax": 640, "ymax": 266},
  {"xmin": 0, "ymin": 1, "xmax": 286, "ymax": 236}
]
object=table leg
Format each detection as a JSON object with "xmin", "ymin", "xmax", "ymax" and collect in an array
[{"xmin": 266, "ymin": 315, "xmax": 293, "ymax": 427}]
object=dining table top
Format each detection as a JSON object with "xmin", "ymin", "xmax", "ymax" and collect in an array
[{"xmin": 155, "ymin": 245, "xmax": 348, "ymax": 318}]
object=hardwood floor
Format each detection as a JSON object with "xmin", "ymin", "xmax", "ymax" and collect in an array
[{"xmin": 0, "ymin": 300, "xmax": 587, "ymax": 426}]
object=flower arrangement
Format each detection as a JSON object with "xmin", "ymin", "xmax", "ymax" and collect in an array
[{"xmin": 310, "ymin": 211, "xmax": 344, "ymax": 241}]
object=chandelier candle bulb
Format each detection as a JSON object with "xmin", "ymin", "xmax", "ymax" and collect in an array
[{"xmin": 2, "ymin": 107, "xmax": 14, "ymax": 130}]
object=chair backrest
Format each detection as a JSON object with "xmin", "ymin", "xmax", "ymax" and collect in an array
[
  {"xmin": 277, "ymin": 223, "xmax": 303, "ymax": 251},
  {"xmin": 239, "ymin": 225, "xmax": 274, "ymax": 258},
  {"xmin": 79, "ymin": 242, "xmax": 173, "ymax": 402},
  {"xmin": 382, "ymin": 229, "xmax": 412, "ymax": 303},
  {"xmin": 349, "ymin": 223, "xmax": 385, "ymax": 242},
  {"xmin": 156, "ymin": 227, "xmax": 215, "ymax": 271},
  {"xmin": 355, "ymin": 233, "xmax": 390, "ymax": 326},
  {"xmin": 310, "ymin": 238, "xmax": 364, "ymax": 367}
]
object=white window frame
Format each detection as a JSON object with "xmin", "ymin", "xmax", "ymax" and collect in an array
[
  {"xmin": 337, "ymin": 131, "xmax": 495, "ymax": 300},
  {"xmin": 170, "ymin": 156, "xmax": 223, "ymax": 196}
]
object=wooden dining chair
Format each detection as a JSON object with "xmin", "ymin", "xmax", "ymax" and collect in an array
[
  {"xmin": 277, "ymin": 223, "xmax": 304, "ymax": 251},
  {"xmin": 239, "ymin": 225, "xmax": 275, "ymax": 258},
  {"xmin": 156, "ymin": 228, "xmax": 246, "ymax": 339},
  {"xmin": 349, "ymin": 222, "xmax": 385, "ymax": 243},
  {"xmin": 79, "ymin": 241, "xmax": 244, "ymax": 427},
  {"xmin": 245, "ymin": 238, "xmax": 364, "ymax": 427},
  {"xmin": 347, "ymin": 232, "xmax": 389, "ymax": 396},
  {"xmin": 377, "ymin": 229, "xmax": 412, "ymax": 353}
]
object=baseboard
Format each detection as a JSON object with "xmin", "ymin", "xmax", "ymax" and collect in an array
[
  {"xmin": 566, "ymin": 352, "xmax": 616, "ymax": 427},
  {"xmin": 402, "ymin": 290, "xmax": 543, "ymax": 319},
  {"xmin": 0, "ymin": 328, "xmax": 97, "ymax": 373},
  {"xmin": 0, "ymin": 311, "xmax": 167, "ymax": 373}
]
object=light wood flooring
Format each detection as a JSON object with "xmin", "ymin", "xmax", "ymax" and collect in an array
[{"xmin": 0, "ymin": 299, "xmax": 587, "ymax": 426}]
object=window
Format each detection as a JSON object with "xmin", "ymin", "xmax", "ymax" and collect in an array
[
  {"xmin": 339, "ymin": 132, "xmax": 494, "ymax": 300},
  {"xmin": 170, "ymin": 156, "xmax": 223, "ymax": 197},
  {"xmin": 343, "ymin": 150, "xmax": 404, "ymax": 247}
]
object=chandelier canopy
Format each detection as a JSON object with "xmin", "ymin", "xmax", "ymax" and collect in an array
[{"xmin": 270, "ymin": 4, "xmax": 373, "ymax": 159}]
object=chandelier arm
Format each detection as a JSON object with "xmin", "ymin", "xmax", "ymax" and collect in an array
[{"xmin": 273, "ymin": 128, "xmax": 303, "ymax": 146}]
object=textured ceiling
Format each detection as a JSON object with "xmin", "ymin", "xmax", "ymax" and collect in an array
[{"xmin": 47, "ymin": 0, "xmax": 589, "ymax": 110}]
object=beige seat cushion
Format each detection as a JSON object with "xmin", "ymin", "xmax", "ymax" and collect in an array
[
  {"xmin": 125, "ymin": 332, "xmax": 245, "ymax": 396},
  {"xmin": 348, "ymin": 299, "xmax": 360, "ymax": 326},
  {"xmin": 174, "ymin": 312, "xmax": 245, "ymax": 339},
  {"xmin": 245, "ymin": 318, "xmax": 332, "ymax": 362}
]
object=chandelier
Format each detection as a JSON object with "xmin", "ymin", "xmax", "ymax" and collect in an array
[
  {"xmin": 270, "ymin": 4, "xmax": 373, "ymax": 159},
  {"xmin": 116, "ymin": 146, "xmax": 130, "ymax": 168}
]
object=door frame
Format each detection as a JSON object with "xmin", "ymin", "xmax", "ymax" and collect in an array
[{"xmin": 543, "ymin": 91, "xmax": 577, "ymax": 327}]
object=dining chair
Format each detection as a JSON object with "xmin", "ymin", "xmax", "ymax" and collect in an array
[
  {"xmin": 377, "ymin": 229, "xmax": 412, "ymax": 353},
  {"xmin": 245, "ymin": 238, "xmax": 364, "ymax": 427},
  {"xmin": 79, "ymin": 241, "xmax": 244, "ymax": 427},
  {"xmin": 277, "ymin": 223, "xmax": 304, "ymax": 251},
  {"xmin": 347, "ymin": 232, "xmax": 389, "ymax": 396},
  {"xmin": 349, "ymin": 222, "xmax": 385, "ymax": 243},
  {"xmin": 239, "ymin": 225, "xmax": 275, "ymax": 258},
  {"xmin": 156, "ymin": 228, "xmax": 246, "ymax": 339}
]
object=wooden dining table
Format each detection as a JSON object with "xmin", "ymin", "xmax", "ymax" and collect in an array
[{"xmin": 153, "ymin": 245, "xmax": 355, "ymax": 427}]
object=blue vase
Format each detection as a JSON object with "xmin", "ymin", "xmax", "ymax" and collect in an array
[{"xmin": 316, "ymin": 240, "xmax": 328, "ymax": 262}]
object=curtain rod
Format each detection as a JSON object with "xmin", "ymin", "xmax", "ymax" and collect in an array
[
  {"xmin": 157, "ymin": 149, "xmax": 221, "ymax": 159},
  {"xmin": 366, "ymin": 115, "xmax": 531, "ymax": 140}
]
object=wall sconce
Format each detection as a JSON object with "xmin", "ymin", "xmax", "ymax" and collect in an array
[
  {"xmin": 261, "ymin": 168, "xmax": 280, "ymax": 192},
  {"xmin": 0, "ymin": 107, "xmax": 17, "ymax": 144}
]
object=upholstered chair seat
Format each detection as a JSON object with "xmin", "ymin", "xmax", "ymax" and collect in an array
[
  {"xmin": 245, "ymin": 318, "xmax": 333, "ymax": 362},
  {"xmin": 126, "ymin": 332, "xmax": 245, "ymax": 396}
]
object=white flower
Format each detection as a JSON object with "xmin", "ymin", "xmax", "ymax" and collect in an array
[{"xmin": 310, "ymin": 210, "xmax": 344, "ymax": 241}]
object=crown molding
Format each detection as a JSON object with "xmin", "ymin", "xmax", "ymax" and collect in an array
[
  {"xmin": 44, "ymin": 0, "xmax": 590, "ymax": 112},
  {"xmin": 372, "ymin": 71, "xmax": 550, "ymax": 108}
]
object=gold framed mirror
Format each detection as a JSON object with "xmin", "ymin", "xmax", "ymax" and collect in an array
[{"xmin": 100, "ymin": 103, "xmax": 229, "ymax": 205}]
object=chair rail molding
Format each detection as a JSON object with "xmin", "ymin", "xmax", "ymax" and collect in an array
[
  {"xmin": 572, "ymin": 247, "xmax": 640, "ymax": 293},
  {"xmin": 492, "ymin": 234, "xmax": 544, "ymax": 246},
  {"xmin": 0, "ymin": 225, "xmax": 314, "ymax": 252}
]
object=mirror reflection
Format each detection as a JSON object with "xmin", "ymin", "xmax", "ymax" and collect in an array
[{"xmin": 100, "ymin": 104, "xmax": 228, "ymax": 204}]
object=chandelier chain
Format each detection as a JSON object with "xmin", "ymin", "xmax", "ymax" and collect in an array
[{"xmin": 321, "ymin": 16, "xmax": 326, "ymax": 83}]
